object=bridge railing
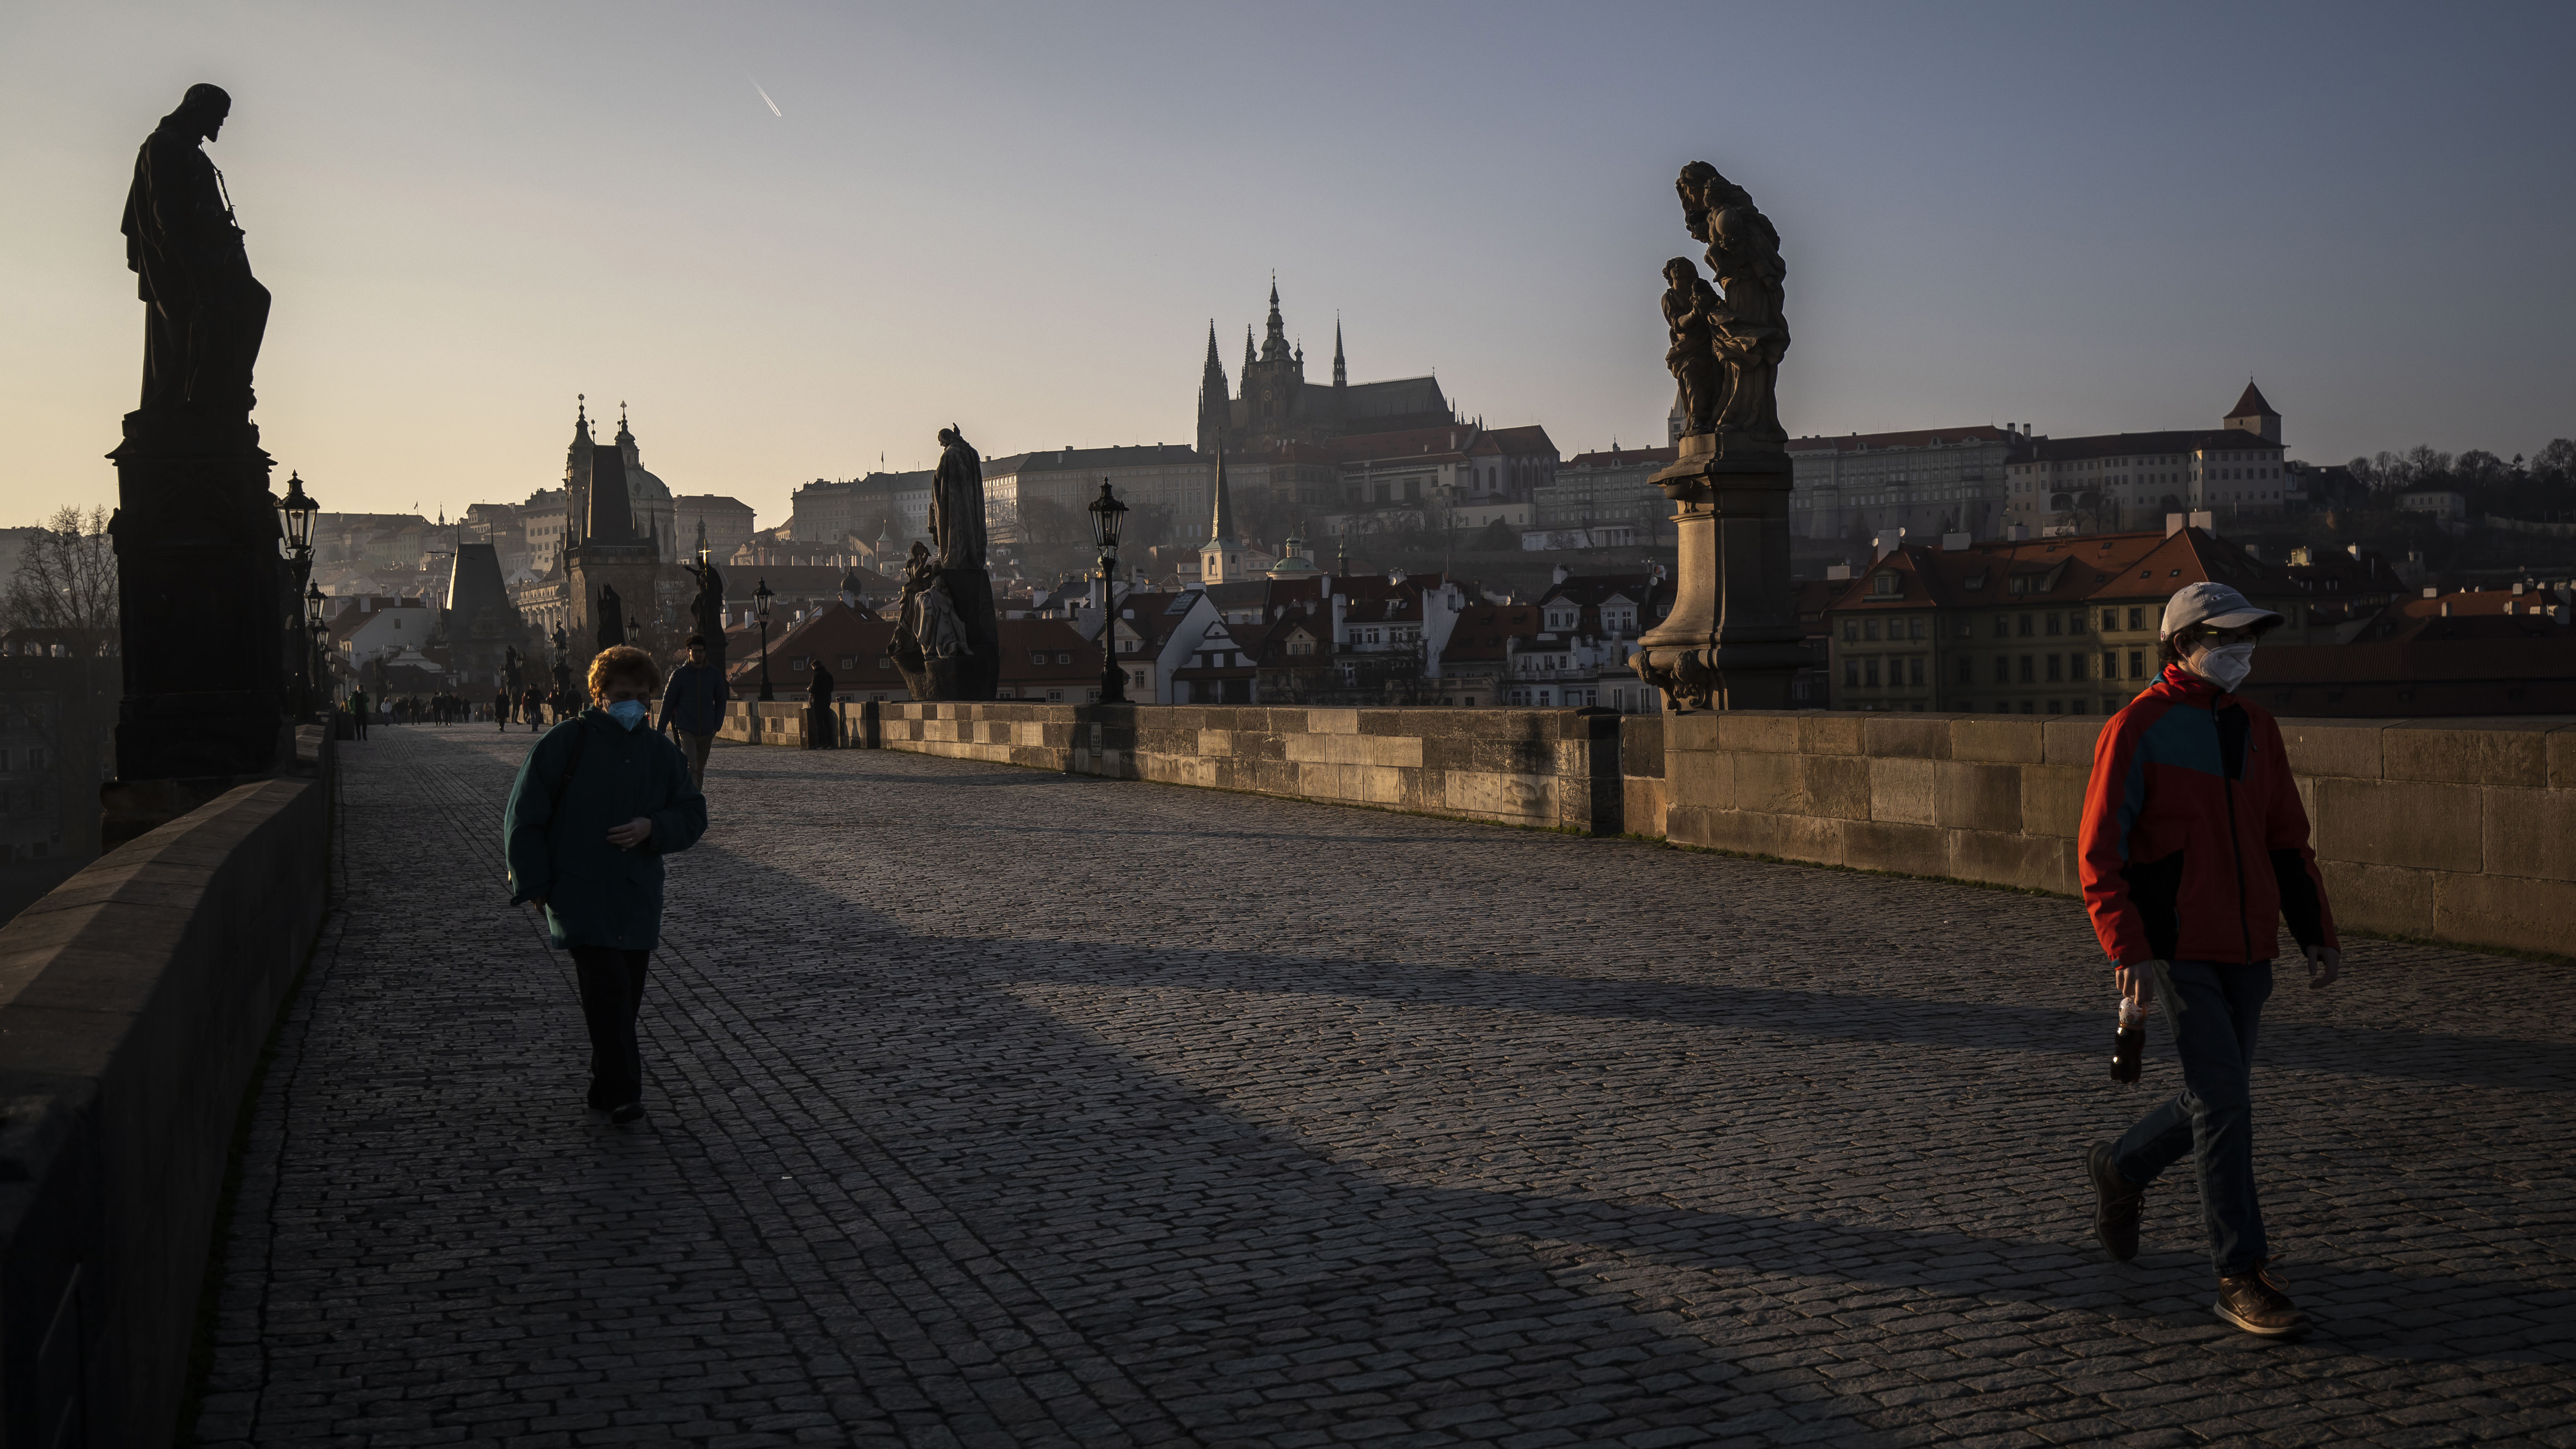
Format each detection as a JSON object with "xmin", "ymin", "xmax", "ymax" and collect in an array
[
  {"xmin": 725, "ymin": 700, "xmax": 2576, "ymax": 960},
  {"xmin": 0, "ymin": 726, "xmax": 337, "ymax": 1449}
]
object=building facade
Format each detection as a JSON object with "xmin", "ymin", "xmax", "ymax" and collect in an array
[
  {"xmin": 1822, "ymin": 523, "xmax": 2323, "ymax": 715},
  {"xmin": 2002, "ymin": 384, "xmax": 2294, "ymax": 535},
  {"xmin": 1789, "ymin": 426, "xmax": 2027, "ymax": 543}
]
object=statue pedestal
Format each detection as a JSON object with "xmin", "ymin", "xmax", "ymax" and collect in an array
[
  {"xmin": 1633, "ymin": 433, "xmax": 1810, "ymax": 711},
  {"xmin": 104, "ymin": 412, "xmax": 286, "ymax": 790},
  {"xmin": 891, "ymin": 566, "xmax": 1001, "ymax": 701}
]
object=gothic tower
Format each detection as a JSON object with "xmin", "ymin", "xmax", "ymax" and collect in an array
[
  {"xmin": 1333, "ymin": 317, "xmax": 1347, "ymax": 389},
  {"xmin": 1196, "ymin": 321, "xmax": 1230, "ymax": 456}
]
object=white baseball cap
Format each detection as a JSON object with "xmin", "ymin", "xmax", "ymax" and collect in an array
[{"xmin": 2160, "ymin": 581, "xmax": 2283, "ymax": 640}]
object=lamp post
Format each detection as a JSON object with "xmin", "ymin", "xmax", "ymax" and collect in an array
[
  {"xmin": 1087, "ymin": 479, "xmax": 1130, "ymax": 704},
  {"xmin": 275, "ymin": 471, "xmax": 320, "ymax": 720},
  {"xmin": 304, "ymin": 582, "xmax": 331, "ymax": 711},
  {"xmin": 753, "ymin": 578, "xmax": 776, "ymax": 702}
]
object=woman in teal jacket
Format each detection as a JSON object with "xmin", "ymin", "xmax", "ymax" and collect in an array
[{"xmin": 504, "ymin": 645, "xmax": 708, "ymax": 1124}]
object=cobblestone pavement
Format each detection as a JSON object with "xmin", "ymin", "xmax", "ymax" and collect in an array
[{"xmin": 194, "ymin": 727, "xmax": 2576, "ymax": 1448}]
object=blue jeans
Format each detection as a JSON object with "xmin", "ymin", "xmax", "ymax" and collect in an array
[{"xmin": 2111, "ymin": 959, "xmax": 2275, "ymax": 1276}]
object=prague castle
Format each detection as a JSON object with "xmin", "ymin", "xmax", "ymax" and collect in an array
[{"xmin": 1196, "ymin": 281, "xmax": 1455, "ymax": 455}]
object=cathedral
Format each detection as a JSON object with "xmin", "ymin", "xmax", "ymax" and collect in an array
[{"xmin": 1197, "ymin": 281, "xmax": 1454, "ymax": 455}]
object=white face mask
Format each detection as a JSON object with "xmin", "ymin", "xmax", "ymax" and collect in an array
[{"xmin": 2190, "ymin": 641, "xmax": 2256, "ymax": 692}]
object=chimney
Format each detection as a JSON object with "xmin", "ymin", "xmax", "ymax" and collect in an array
[
  {"xmin": 1874, "ymin": 527, "xmax": 1905, "ymax": 561},
  {"xmin": 1824, "ymin": 564, "xmax": 1853, "ymax": 581},
  {"xmin": 2005, "ymin": 523, "xmax": 2029, "ymax": 542},
  {"xmin": 1941, "ymin": 532, "xmax": 1971, "ymax": 551}
]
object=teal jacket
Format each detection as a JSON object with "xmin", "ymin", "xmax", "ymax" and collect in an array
[{"xmin": 504, "ymin": 710, "xmax": 708, "ymax": 950}]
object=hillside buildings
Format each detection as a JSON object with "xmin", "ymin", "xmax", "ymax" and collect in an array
[{"xmin": 2003, "ymin": 384, "xmax": 2294, "ymax": 535}]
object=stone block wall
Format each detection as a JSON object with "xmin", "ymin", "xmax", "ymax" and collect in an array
[
  {"xmin": 0, "ymin": 727, "xmax": 336, "ymax": 1448},
  {"xmin": 1663, "ymin": 711, "xmax": 2576, "ymax": 959},
  {"xmin": 716, "ymin": 699, "xmax": 2576, "ymax": 959}
]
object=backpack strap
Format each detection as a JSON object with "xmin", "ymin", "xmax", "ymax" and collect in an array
[{"xmin": 547, "ymin": 717, "xmax": 591, "ymax": 825}]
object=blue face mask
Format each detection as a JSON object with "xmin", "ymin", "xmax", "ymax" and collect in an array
[{"xmin": 605, "ymin": 699, "xmax": 647, "ymax": 730}]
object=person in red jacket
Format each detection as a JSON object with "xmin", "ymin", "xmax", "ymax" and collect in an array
[{"xmin": 2077, "ymin": 581, "xmax": 2342, "ymax": 1337}]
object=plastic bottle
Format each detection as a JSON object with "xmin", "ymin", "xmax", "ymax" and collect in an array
[{"xmin": 2110, "ymin": 997, "xmax": 2146, "ymax": 1083}]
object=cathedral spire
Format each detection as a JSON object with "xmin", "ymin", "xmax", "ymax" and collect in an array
[
  {"xmin": 1262, "ymin": 275, "xmax": 1288, "ymax": 361},
  {"xmin": 1244, "ymin": 324, "xmax": 1256, "ymax": 375},
  {"xmin": 1205, "ymin": 429, "xmax": 1236, "ymax": 549},
  {"xmin": 1333, "ymin": 316, "xmax": 1346, "ymax": 388},
  {"xmin": 1198, "ymin": 319, "xmax": 1231, "ymax": 456}
]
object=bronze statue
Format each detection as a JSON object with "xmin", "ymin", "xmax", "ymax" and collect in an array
[
  {"xmin": 685, "ymin": 550, "xmax": 726, "ymax": 645},
  {"xmin": 929, "ymin": 425, "xmax": 985, "ymax": 570},
  {"xmin": 122, "ymin": 84, "xmax": 270, "ymax": 418},
  {"xmin": 893, "ymin": 542, "xmax": 970, "ymax": 661},
  {"xmin": 1662, "ymin": 258, "xmax": 1724, "ymax": 439},
  {"xmin": 595, "ymin": 583, "xmax": 624, "ymax": 649},
  {"xmin": 1674, "ymin": 161, "xmax": 1789, "ymax": 449},
  {"xmin": 504, "ymin": 645, "xmax": 523, "ymax": 693}
]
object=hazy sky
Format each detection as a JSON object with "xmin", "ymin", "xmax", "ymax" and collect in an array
[{"xmin": 5, "ymin": 2, "xmax": 2570, "ymax": 528}]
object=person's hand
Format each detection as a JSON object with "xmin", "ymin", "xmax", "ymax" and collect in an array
[
  {"xmin": 2116, "ymin": 960, "xmax": 2162, "ymax": 1005},
  {"xmin": 2303, "ymin": 944, "xmax": 2342, "ymax": 990},
  {"xmin": 605, "ymin": 816, "xmax": 652, "ymax": 849}
]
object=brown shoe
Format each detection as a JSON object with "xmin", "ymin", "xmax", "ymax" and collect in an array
[
  {"xmin": 2088, "ymin": 1141, "xmax": 2144, "ymax": 1262},
  {"xmin": 2214, "ymin": 1262, "xmax": 2308, "ymax": 1336}
]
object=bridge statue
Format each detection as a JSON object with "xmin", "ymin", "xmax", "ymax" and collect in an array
[
  {"xmin": 887, "ymin": 427, "xmax": 999, "ymax": 699},
  {"xmin": 1634, "ymin": 160, "xmax": 1810, "ymax": 713}
]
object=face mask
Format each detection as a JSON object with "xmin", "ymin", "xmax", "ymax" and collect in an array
[
  {"xmin": 2190, "ymin": 642, "xmax": 2256, "ymax": 692},
  {"xmin": 605, "ymin": 699, "xmax": 648, "ymax": 730}
]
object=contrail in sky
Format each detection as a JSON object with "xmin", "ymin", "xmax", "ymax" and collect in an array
[{"xmin": 751, "ymin": 78, "xmax": 783, "ymax": 117}]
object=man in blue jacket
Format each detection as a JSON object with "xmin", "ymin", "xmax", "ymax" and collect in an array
[
  {"xmin": 504, "ymin": 646, "xmax": 709, "ymax": 1126},
  {"xmin": 659, "ymin": 634, "xmax": 728, "ymax": 789}
]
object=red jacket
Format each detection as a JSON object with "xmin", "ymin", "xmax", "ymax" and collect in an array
[{"xmin": 2078, "ymin": 666, "xmax": 2336, "ymax": 967}]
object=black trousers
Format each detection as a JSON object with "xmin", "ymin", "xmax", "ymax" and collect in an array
[{"xmin": 570, "ymin": 947, "xmax": 652, "ymax": 1110}]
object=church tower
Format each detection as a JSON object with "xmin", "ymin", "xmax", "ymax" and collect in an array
[
  {"xmin": 1196, "ymin": 321, "xmax": 1230, "ymax": 457},
  {"xmin": 564, "ymin": 396, "xmax": 594, "ymax": 548},
  {"xmin": 1201, "ymin": 438, "xmax": 1244, "ymax": 584},
  {"xmin": 1333, "ymin": 317, "xmax": 1346, "ymax": 389},
  {"xmin": 2223, "ymin": 380, "xmax": 2282, "ymax": 444}
]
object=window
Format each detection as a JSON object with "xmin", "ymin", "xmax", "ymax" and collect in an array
[
  {"xmin": 2048, "ymin": 700, "xmax": 2063, "ymax": 715},
  {"xmin": 2068, "ymin": 612, "xmax": 2087, "ymax": 635},
  {"xmin": 1993, "ymin": 656, "xmax": 2009, "ymax": 684},
  {"xmin": 1030, "ymin": 651, "xmax": 1047, "ymax": 665},
  {"xmin": 878, "ymin": 656, "xmax": 893, "ymax": 669},
  {"xmin": 2128, "ymin": 650, "xmax": 2145, "ymax": 679},
  {"xmin": 2046, "ymin": 654, "xmax": 2063, "ymax": 683},
  {"xmin": 1865, "ymin": 659, "xmax": 1881, "ymax": 687},
  {"xmin": 2018, "ymin": 656, "xmax": 2034, "ymax": 683},
  {"xmin": 2046, "ymin": 613, "xmax": 2062, "ymax": 637},
  {"xmin": 1957, "ymin": 657, "xmax": 1973, "ymax": 685},
  {"xmin": 2017, "ymin": 614, "xmax": 2034, "ymax": 638},
  {"xmin": 1909, "ymin": 656, "xmax": 1925, "ymax": 686},
  {"xmin": 1992, "ymin": 616, "xmax": 2009, "ymax": 638},
  {"xmin": 2128, "ymin": 607, "xmax": 2144, "ymax": 631},
  {"xmin": 1844, "ymin": 659, "xmax": 1859, "ymax": 686},
  {"xmin": 1909, "ymin": 617, "xmax": 1926, "ymax": 640},
  {"xmin": 2102, "ymin": 652, "xmax": 2117, "ymax": 679},
  {"xmin": 1864, "ymin": 618, "xmax": 1881, "ymax": 642},
  {"xmin": 27, "ymin": 749, "xmax": 44, "ymax": 770},
  {"xmin": 1872, "ymin": 571, "xmax": 1901, "ymax": 596}
]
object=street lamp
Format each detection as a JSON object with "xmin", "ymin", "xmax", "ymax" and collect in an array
[
  {"xmin": 305, "ymin": 582, "xmax": 331, "ymax": 709},
  {"xmin": 1087, "ymin": 479, "xmax": 1130, "ymax": 704},
  {"xmin": 753, "ymin": 578, "xmax": 776, "ymax": 702},
  {"xmin": 275, "ymin": 471, "xmax": 320, "ymax": 719}
]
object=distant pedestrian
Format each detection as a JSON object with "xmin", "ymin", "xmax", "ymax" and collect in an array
[
  {"xmin": 348, "ymin": 689, "xmax": 369, "ymax": 740},
  {"xmin": 503, "ymin": 645, "xmax": 708, "ymax": 1127},
  {"xmin": 659, "ymin": 634, "xmax": 728, "ymax": 790},
  {"xmin": 2077, "ymin": 582, "xmax": 2340, "ymax": 1337},
  {"xmin": 805, "ymin": 659, "xmax": 836, "ymax": 749},
  {"xmin": 523, "ymin": 684, "xmax": 544, "ymax": 732},
  {"xmin": 494, "ymin": 686, "xmax": 511, "ymax": 731}
]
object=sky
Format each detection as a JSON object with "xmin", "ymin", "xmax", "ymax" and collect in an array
[{"xmin": 3, "ymin": 2, "xmax": 2571, "ymax": 529}]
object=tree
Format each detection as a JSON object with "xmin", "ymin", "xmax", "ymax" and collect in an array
[{"xmin": 2, "ymin": 506, "xmax": 118, "ymax": 655}]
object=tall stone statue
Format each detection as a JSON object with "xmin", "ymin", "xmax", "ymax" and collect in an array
[
  {"xmin": 685, "ymin": 551, "xmax": 727, "ymax": 669},
  {"xmin": 1674, "ymin": 161, "xmax": 1789, "ymax": 452},
  {"xmin": 595, "ymin": 582, "xmax": 625, "ymax": 650},
  {"xmin": 100, "ymin": 84, "xmax": 289, "ymax": 842},
  {"xmin": 930, "ymin": 425, "xmax": 986, "ymax": 569},
  {"xmin": 1635, "ymin": 160, "xmax": 1808, "ymax": 715},
  {"xmin": 887, "ymin": 427, "xmax": 1000, "ymax": 700},
  {"xmin": 504, "ymin": 645, "xmax": 523, "ymax": 693},
  {"xmin": 122, "ymin": 84, "xmax": 270, "ymax": 419}
]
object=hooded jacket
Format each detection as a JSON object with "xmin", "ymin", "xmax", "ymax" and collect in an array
[
  {"xmin": 2078, "ymin": 664, "xmax": 2336, "ymax": 967},
  {"xmin": 504, "ymin": 709, "xmax": 708, "ymax": 950}
]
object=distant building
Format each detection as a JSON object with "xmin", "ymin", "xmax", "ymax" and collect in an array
[
  {"xmin": 788, "ymin": 472, "xmax": 931, "ymax": 552},
  {"xmin": 1822, "ymin": 523, "xmax": 2321, "ymax": 714},
  {"xmin": 674, "ymin": 496, "xmax": 757, "ymax": 563},
  {"xmin": 1790, "ymin": 425, "xmax": 2025, "ymax": 544},
  {"xmin": 2002, "ymin": 384, "xmax": 2295, "ymax": 535},
  {"xmin": 1532, "ymin": 444, "xmax": 1676, "ymax": 548},
  {"xmin": 1196, "ymin": 282, "xmax": 1455, "ymax": 456},
  {"xmin": 981, "ymin": 444, "xmax": 1209, "ymax": 554},
  {"xmin": 2397, "ymin": 490, "xmax": 2471, "ymax": 522}
]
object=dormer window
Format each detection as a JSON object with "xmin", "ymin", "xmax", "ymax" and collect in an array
[{"xmin": 1871, "ymin": 571, "xmax": 1900, "ymax": 596}]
